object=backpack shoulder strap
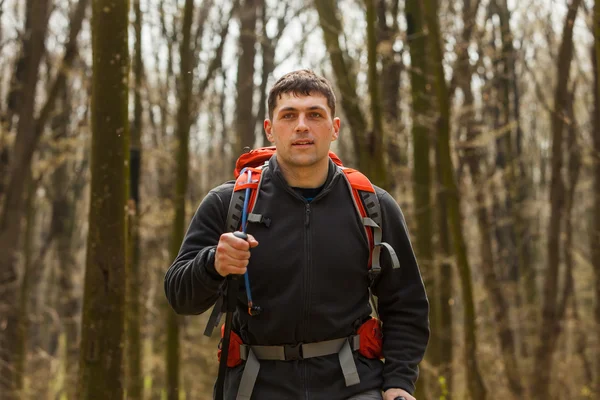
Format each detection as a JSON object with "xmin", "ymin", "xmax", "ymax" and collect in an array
[
  {"xmin": 340, "ymin": 168, "xmax": 401, "ymax": 277},
  {"xmin": 205, "ymin": 165, "xmax": 269, "ymax": 338},
  {"xmin": 225, "ymin": 165, "xmax": 269, "ymax": 233}
]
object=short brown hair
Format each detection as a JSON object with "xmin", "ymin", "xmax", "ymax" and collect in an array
[{"xmin": 267, "ymin": 69, "xmax": 336, "ymax": 119}]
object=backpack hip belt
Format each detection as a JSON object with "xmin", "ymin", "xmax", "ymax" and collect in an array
[
  {"xmin": 218, "ymin": 318, "xmax": 384, "ymax": 400},
  {"xmin": 239, "ymin": 335, "xmax": 360, "ymax": 362},
  {"xmin": 236, "ymin": 336, "xmax": 361, "ymax": 400}
]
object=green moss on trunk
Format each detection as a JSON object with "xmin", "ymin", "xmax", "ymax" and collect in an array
[
  {"xmin": 165, "ymin": 0, "xmax": 195, "ymax": 397},
  {"xmin": 365, "ymin": 0, "xmax": 387, "ymax": 189},
  {"xmin": 78, "ymin": 0, "xmax": 130, "ymax": 398},
  {"xmin": 126, "ymin": 0, "xmax": 144, "ymax": 398},
  {"xmin": 405, "ymin": 0, "xmax": 442, "ymax": 397},
  {"xmin": 422, "ymin": 0, "xmax": 487, "ymax": 398},
  {"xmin": 593, "ymin": 0, "xmax": 600, "ymax": 393},
  {"xmin": 0, "ymin": 1, "xmax": 50, "ymax": 396}
]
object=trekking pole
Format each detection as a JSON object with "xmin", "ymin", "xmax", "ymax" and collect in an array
[
  {"xmin": 215, "ymin": 257, "xmax": 239, "ymax": 400},
  {"xmin": 215, "ymin": 169, "xmax": 261, "ymax": 400},
  {"xmin": 239, "ymin": 168, "xmax": 262, "ymax": 317},
  {"xmin": 215, "ymin": 232, "xmax": 251, "ymax": 399}
]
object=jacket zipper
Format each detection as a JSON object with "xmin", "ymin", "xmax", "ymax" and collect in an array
[
  {"xmin": 304, "ymin": 203, "xmax": 311, "ymax": 334},
  {"xmin": 304, "ymin": 202, "xmax": 311, "ymax": 399}
]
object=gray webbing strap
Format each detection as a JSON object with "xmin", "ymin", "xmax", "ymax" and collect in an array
[
  {"xmin": 225, "ymin": 165, "xmax": 268, "ymax": 233},
  {"xmin": 339, "ymin": 167, "xmax": 400, "ymax": 274},
  {"xmin": 239, "ymin": 336, "xmax": 360, "ymax": 361},
  {"xmin": 247, "ymin": 213, "xmax": 264, "ymax": 224},
  {"xmin": 363, "ymin": 217, "xmax": 400, "ymax": 271},
  {"xmin": 236, "ymin": 336, "xmax": 361, "ymax": 397},
  {"xmin": 339, "ymin": 339, "xmax": 360, "ymax": 386},
  {"xmin": 241, "ymin": 344, "xmax": 284, "ymax": 360},
  {"xmin": 236, "ymin": 349, "xmax": 259, "ymax": 400},
  {"xmin": 360, "ymin": 191, "xmax": 382, "ymax": 225},
  {"xmin": 226, "ymin": 189, "xmax": 246, "ymax": 232},
  {"xmin": 303, "ymin": 336, "xmax": 357, "ymax": 358},
  {"xmin": 203, "ymin": 294, "xmax": 224, "ymax": 337},
  {"xmin": 369, "ymin": 289, "xmax": 380, "ymax": 320}
]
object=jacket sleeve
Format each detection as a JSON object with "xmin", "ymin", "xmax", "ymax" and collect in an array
[
  {"xmin": 164, "ymin": 185, "xmax": 231, "ymax": 315},
  {"xmin": 373, "ymin": 191, "xmax": 430, "ymax": 394}
]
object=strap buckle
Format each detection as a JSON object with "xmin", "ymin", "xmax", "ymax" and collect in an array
[
  {"xmin": 284, "ymin": 343, "xmax": 303, "ymax": 361},
  {"xmin": 368, "ymin": 268, "xmax": 380, "ymax": 285}
]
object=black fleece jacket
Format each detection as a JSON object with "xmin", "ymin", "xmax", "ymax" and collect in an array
[{"xmin": 164, "ymin": 156, "xmax": 429, "ymax": 399}]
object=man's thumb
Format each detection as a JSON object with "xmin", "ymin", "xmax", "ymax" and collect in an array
[{"xmin": 247, "ymin": 234, "xmax": 259, "ymax": 248}]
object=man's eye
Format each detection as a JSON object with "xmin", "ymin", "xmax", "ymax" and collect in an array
[
  {"xmin": 282, "ymin": 114, "xmax": 294, "ymax": 119},
  {"xmin": 310, "ymin": 112, "xmax": 322, "ymax": 118}
]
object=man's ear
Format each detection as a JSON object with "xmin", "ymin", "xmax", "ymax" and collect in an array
[
  {"xmin": 264, "ymin": 119, "xmax": 275, "ymax": 143},
  {"xmin": 331, "ymin": 117, "xmax": 340, "ymax": 141}
]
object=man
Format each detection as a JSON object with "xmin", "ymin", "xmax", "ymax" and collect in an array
[{"xmin": 164, "ymin": 70, "xmax": 429, "ymax": 400}]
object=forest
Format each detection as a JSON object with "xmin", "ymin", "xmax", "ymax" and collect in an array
[{"xmin": 0, "ymin": 0, "xmax": 599, "ymax": 399}]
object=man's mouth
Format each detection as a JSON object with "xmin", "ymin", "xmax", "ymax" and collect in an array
[{"xmin": 292, "ymin": 140, "xmax": 314, "ymax": 146}]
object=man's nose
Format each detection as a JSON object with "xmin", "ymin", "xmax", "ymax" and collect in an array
[{"xmin": 295, "ymin": 114, "xmax": 309, "ymax": 131}]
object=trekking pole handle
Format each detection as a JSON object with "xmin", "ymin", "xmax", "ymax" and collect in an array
[
  {"xmin": 225, "ymin": 232, "xmax": 247, "ymax": 281},
  {"xmin": 233, "ymin": 231, "xmax": 248, "ymax": 241},
  {"xmin": 232, "ymin": 231, "xmax": 248, "ymax": 278},
  {"xmin": 232, "ymin": 220, "xmax": 262, "ymax": 316}
]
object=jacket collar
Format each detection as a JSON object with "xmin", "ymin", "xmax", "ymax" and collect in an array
[{"xmin": 267, "ymin": 154, "xmax": 342, "ymax": 191}]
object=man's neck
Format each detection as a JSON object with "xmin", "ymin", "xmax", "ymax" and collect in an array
[{"xmin": 277, "ymin": 159, "xmax": 329, "ymax": 188}]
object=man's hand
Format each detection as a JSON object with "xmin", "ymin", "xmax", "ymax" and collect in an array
[
  {"xmin": 214, "ymin": 232, "xmax": 259, "ymax": 277},
  {"xmin": 383, "ymin": 388, "xmax": 415, "ymax": 400}
]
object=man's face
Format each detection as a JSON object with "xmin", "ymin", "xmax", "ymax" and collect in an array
[{"xmin": 264, "ymin": 92, "xmax": 340, "ymax": 173}]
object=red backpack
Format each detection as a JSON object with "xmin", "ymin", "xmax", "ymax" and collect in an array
[
  {"xmin": 225, "ymin": 146, "xmax": 399, "ymax": 273},
  {"xmin": 206, "ymin": 147, "xmax": 400, "ymax": 361}
]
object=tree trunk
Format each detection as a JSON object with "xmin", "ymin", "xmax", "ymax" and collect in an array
[
  {"xmin": 552, "ymin": 85, "xmax": 582, "ymax": 396},
  {"xmin": 234, "ymin": 0, "xmax": 258, "ymax": 155},
  {"xmin": 496, "ymin": 1, "xmax": 536, "ymax": 324},
  {"xmin": 436, "ymin": 203, "xmax": 454, "ymax": 399},
  {"xmin": 0, "ymin": 1, "xmax": 50, "ymax": 397},
  {"xmin": 365, "ymin": 0, "xmax": 387, "ymax": 188},
  {"xmin": 55, "ymin": 166, "xmax": 81, "ymax": 400},
  {"xmin": 193, "ymin": 0, "xmax": 235, "ymax": 113},
  {"xmin": 405, "ymin": 0, "xmax": 441, "ymax": 397},
  {"xmin": 378, "ymin": 0, "xmax": 401, "ymax": 132},
  {"xmin": 532, "ymin": 1, "xmax": 581, "ymax": 398},
  {"xmin": 591, "ymin": 0, "xmax": 600, "ymax": 392},
  {"xmin": 254, "ymin": 0, "xmax": 275, "ymax": 139},
  {"xmin": 491, "ymin": 1, "xmax": 519, "ymax": 281},
  {"xmin": 127, "ymin": 0, "xmax": 144, "ymax": 398},
  {"xmin": 77, "ymin": 0, "xmax": 129, "ymax": 397},
  {"xmin": 166, "ymin": 0, "xmax": 195, "ymax": 398},
  {"xmin": 493, "ymin": 35, "xmax": 519, "ymax": 287},
  {"xmin": 422, "ymin": 0, "xmax": 487, "ymax": 398},
  {"xmin": 314, "ymin": 1, "xmax": 368, "ymax": 170},
  {"xmin": 457, "ymin": 1, "xmax": 524, "ymax": 396},
  {"xmin": 51, "ymin": 82, "xmax": 81, "ymax": 400},
  {"xmin": 377, "ymin": 0, "xmax": 404, "ymax": 193},
  {"xmin": 149, "ymin": 4, "xmax": 176, "ymax": 394},
  {"xmin": 459, "ymin": 64, "xmax": 524, "ymax": 399},
  {"xmin": 570, "ymin": 294, "xmax": 594, "ymax": 387},
  {"xmin": 15, "ymin": 175, "xmax": 36, "ymax": 398},
  {"xmin": 315, "ymin": 0, "xmax": 387, "ymax": 187},
  {"xmin": 558, "ymin": 83, "xmax": 579, "ymax": 324}
]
